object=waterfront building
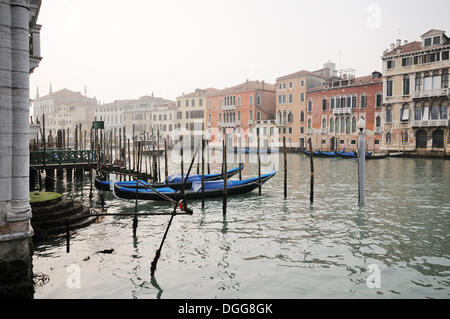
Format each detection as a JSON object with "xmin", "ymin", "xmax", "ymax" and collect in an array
[
  {"xmin": 205, "ymin": 80, "xmax": 276, "ymax": 147},
  {"xmin": 95, "ymin": 94, "xmax": 172, "ymax": 137},
  {"xmin": 0, "ymin": 0, "xmax": 42, "ymax": 298},
  {"xmin": 175, "ymin": 88, "xmax": 219, "ymax": 134},
  {"xmin": 124, "ymin": 101, "xmax": 176, "ymax": 144},
  {"xmin": 381, "ymin": 29, "xmax": 449, "ymax": 153},
  {"xmin": 275, "ymin": 64, "xmax": 334, "ymax": 149},
  {"xmin": 32, "ymin": 88, "xmax": 97, "ymax": 140},
  {"xmin": 306, "ymin": 71, "xmax": 383, "ymax": 152}
]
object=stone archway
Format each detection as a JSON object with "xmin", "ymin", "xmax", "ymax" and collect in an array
[
  {"xmin": 415, "ymin": 130, "xmax": 428, "ymax": 149},
  {"xmin": 432, "ymin": 129, "xmax": 444, "ymax": 148}
]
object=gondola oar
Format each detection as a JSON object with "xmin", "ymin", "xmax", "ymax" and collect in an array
[{"xmin": 150, "ymin": 141, "xmax": 199, "ymax": 277}]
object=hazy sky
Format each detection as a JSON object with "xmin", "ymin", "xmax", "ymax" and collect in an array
[{"xmin": 30, "ymin": 0, "xmax": 450, "ymax": 103}]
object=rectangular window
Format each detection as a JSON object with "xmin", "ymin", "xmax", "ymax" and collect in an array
[
  {"xmin": 257, "ymin": 95, "xmax": 261, "ymax": 105},
  {"xmin": 424, "ymin": 38, "xmax": 432, "ymax": 46},
  {"xmin": 330, "ymin": 97, "xmax": 335, "ymax": 109},
  {"xmin": 238, "ymin": 96, "xmax": 241, "ymax": 106},
  {"xmin": 288, "ymin": 127, "xmax": 292, "ymax": 134},
  {"xmin": 301, "ymin": 80, "xmax": 304, "ymax": 87},
  {"xmin": 360, "ymin": 94, "xmax": 367, "ymax": 109},
  {"xmin": 387, "ymin": 80, "xmax": 393, "ymax": 97},
  {"xmin": 433, "ymin": 36, "xmax": 440, "ymax": 45},
  {"xmin": 282, "ymin": 95, "xmax": 286, "ymax": 104},
  {"xmin": 376, "ymin": 93, "xmax": 382, "ymax": 107},
  {"xmin": 191, "ymin": 99, "xmax": 195, "ymax": 107},
  {"xmin": 322, "ymin": 98, "xmax": 327, "ymax": 111},
  {"xmin": 199, "ymin": 99, "xmax": 203, "ymax": 106},
  {"xmin": 250, "ymin": 95, "xmax": 253, "ymax": 106},
  {"xmin": 308, "ymin": 100, "xmax": 312, "ymax": 112},
  {"xmin": 289, "ymin": 82, "xmax": 293, "ymax": 88},
  {"xmin": 249, "ymin": 110, "xmax": 253, "ymax": 121},
  {"xmin": 300, "ymin": 93, "xmax": 305, "ymax": 102},
  {"xmin": 442, "ymin": 73, "xmax": 448, "ymax": 89},
  {"xmin": 443, "ymin": 51, "xmax": 449, "ymax": 60},
  {"xmin": 387, "ymin": 60, "xmax": 394, "ymax": 69},
  {"xmin": 300, "ymin": 127, "xmax": 304, "ymax": 134},
  {"xmin": 177, "ymin": 100, "xmax": 181, "ymax": 107},
  {"xmin": 402, "ymin": 57, "xmax": 411, "ymax": 67},
  {"xmin": 401, "ymin": 107, "xmax": 410, "ymax": 121},
  {"xmin": 414, "ymin": 56, "xmax": 420, "ymax": 65},
  {"xmin": 403, "ymin": 77, "xmax": 410, "ymax": 95},
  {"xmin": 289, "ymin": 94, "xmax": 292, "ymax": 104},
  {"xmin": 386, "ymin": 109, "xmax": 392, "ymax": 123}
]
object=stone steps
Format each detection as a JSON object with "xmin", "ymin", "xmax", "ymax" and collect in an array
[{"xmin": 31, "ymin": 195, "xmax": 98, "ymax": 240}]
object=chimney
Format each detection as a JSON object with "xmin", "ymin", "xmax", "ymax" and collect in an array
[
  {"xmin": 396, "ymin": 39, "xmax": 401, "ymax": 48},
  {"xmin": 152, "ymin": 92, "xmax": 154, "ymax": 97},
  {"xmin": 404, "ymin": 40, "xmax": 408, "ymax": 45},
  {"xmin": 262, "ymin": 80, "xmax": 264, "ymax": 89},
  {"xmin": 390, "ymin": 43, "xmax": 395, "ymax": 51}
]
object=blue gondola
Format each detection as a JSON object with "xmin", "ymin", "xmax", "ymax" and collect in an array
[
  {"xmin": 95, "ymin": 165, "xmax": 244, "ymax": 191},
  {"xmin": 114, "ymin": 171, "xmax": 276, "ymax": 201},
  {"xmin": 336, "ymin": 151, "xmax": 373, "ymax": 158}
]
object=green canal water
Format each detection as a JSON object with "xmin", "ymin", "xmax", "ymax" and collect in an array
[{"xmin": 33, "ymin": 153, "xmax": 450, "ymax": 298}]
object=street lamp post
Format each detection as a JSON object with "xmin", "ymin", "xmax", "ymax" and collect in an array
[{"xmin": 358, "ymin": 117, "xmax": 366, "ymax": 206}]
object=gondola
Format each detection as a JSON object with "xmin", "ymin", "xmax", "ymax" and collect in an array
[
  {"xmin": 336, "ymin": 151, "xmax": 373, "ymax": 158},
  {"xmin": 95, "ymin": 165, "xmax": 244, "ymax": 191},
  {"xmin": 301, "ymin": 150, "xmax": 322, "ymax": 156},
  {"xmin": 113, "ymin": 171, "xmax": 277, "ymax": 201},
  {"xmin": 318, "ymin": 151, "xmax": 338, "ymax": 158},
  {"xmin": 366, "ymin": 153, "xmax": 389, "ymax": 160}
]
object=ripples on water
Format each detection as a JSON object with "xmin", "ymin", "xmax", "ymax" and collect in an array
[{"xmin": 33, "ymin": 154, "xmax": 450, "ymax": 299}]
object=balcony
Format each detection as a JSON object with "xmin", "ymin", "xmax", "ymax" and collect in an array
[
  {"xmin": 375, "ymin": 127, "xmax": 382, "ymax": 134},
  {"xmin": 275, "ymin": 119, "xmax": 286, "ymax": 127},
  {"xmin": 221, "ymin": 105, "xmax": 236, "ymax": 111},
  {"xmin": 412, "ymin": 119, "xmax": 448, "ymax": 128},
  {"xmin": 219, "ymin": 122, "xmax": 236, "ymax": 128},
  {"xmin": 208, "ymin": 122, "xmax": 211, "ymax": 127},
  {"xmin": 321, "ymin": 128, "xmax": 328, "ymax": 134},
  {"xmin": 332, "ymin": 107, "xmax": 352, "ymax": 115},
  {"xmin": 306, "ymin": 128, "xmax": 313, "ymax": 134},
  {"xmin": 413, "ymin": 88, "xmax": 449, "ymax": 99},
  {"xmin": 248, "ymin": 120, "xmax": 253, "ymax": 126}
]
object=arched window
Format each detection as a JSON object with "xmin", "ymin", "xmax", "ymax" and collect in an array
[
  {"xmin": 288, "ymin": 112, "xmax": 293, "ymax": 123},
  {"xmin": 386, "ymin": 132, "xmax": 392, "ymax": 144},
  {"xmin": 308, "ymin": 119, "xmax": 312, "ymax": 129},
  {"xmin": 330, "ymin": 118, "xmax": 334, "ymax": 133},
  {"xmin": 414, "ymin": 103, "xmax": 422, "ymax": 120},
  {"xmin": 431, "ymin": 101, "xmax": 440, "ymax": 120},
  {"xmin": 300, "ymin": 111, "xmax": 305, "ymax": 123},
  {"xmin": 352, "ymin": 117, "xmax": 357, "ymax": 133},
  {"xmin": 347, "ymin": 95, "xmax": 351, "ymax": 109},
  {"xmin": 330, "ymin": 96, "xmax": 335, "ymax": 109},
  {"xmin": 352, "ymin": 94, "xmax": 357, "ymax": 109},
  {"xmin": 283, "ymin": 110, "xmax": 287, "ymax": 124},
  {"xmin": 322, "ymin": 97, "xmax": 327, "ymax": 112},
  {"xmin": 440, "ymin": 100, "xmax": 448, "ymax": 120},
  {"xmin": 341, "ymin": 96, "xmax": 346, "ymax": 108},
  {"xmin": 322, "ymin": 118, "xmax": 326, "ymax": 128},
  {"xmin": 401, "ymin": 103, "xmax": 410, "ymax": 122},
  {"xmin": 335, "ymin": 118, "xmax": 339, "ymax": 133},
  {"xmin": 376, "ymin": 116, "xmax": 381, "ymax": 127},
  {"xmin": 386, "ymin": 105, "xmax": 393, "ymax": 123},
  {"xmin": 336, "ymin": 96, "xmax": 341, "ymax": 108},
  {"xmin": 346, "ymin": 117, "xmax": 351, "ymax": 134},
  {"xmin": 340, "ymin": 118, "xmax": 345, "ymax": 133}
]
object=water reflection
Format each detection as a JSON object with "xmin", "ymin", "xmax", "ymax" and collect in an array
[{"xmin": 32, "ymin": 154, "xmax": 450, "ymax": 298}]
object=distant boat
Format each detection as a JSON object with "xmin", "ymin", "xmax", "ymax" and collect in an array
[
  {"xmin": 366, "ymin": 153, "xmax": 389, "ymax": 160},
  {"xmin": 95, "ymin": 165, "xmax": 244, "ymax": 191},
  {"xmin": 336, "ymin": 151, "xmax": 373, "ymax": 158},
  {"xmin": 388, "ymin": 152, "xmax": 404, "ymax": 158},
  {"xmin": 113, "ymin": 171, "xmax": 276, "ymax": 201},
  {"xmin": 301, "ymin": 150, "xmax": 321, "ymax": 156}
]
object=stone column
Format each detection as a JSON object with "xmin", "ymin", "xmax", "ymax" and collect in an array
[
  {"xmin": 9, "ymin": 0, "xmax": 33, "ymax": 225},
  {"xmin": 0, "ymin": 0, "xmax": 13, "ymax": 227},
  {"xmin": 0, "ymin": 0, "xmax": 39, "ymax": 298}
]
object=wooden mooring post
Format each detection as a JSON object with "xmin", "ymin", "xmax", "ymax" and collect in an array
[
  {"xmin": 309, "ymin": 138, "xmax": 314, "ymax": 204},
  {"xmin": 201, "ymin": 136, "xmax": 205, "ymax": 209},
  {"xmin": 223, "ymin": 132, "xmax": 227, "ymax": 215},
  {"xmin": 258, "ymin": 134, "xmax": 261, "ymax": 195},
  {"xmin": 284, "ymin": 136, "xmax": 287, "ymax": 199}
]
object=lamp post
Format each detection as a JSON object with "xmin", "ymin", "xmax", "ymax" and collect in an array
[{"xmin": 358, "ymin": 117, "xmax": 366, "ymax": 206}]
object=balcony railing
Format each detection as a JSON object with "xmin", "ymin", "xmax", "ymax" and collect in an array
[
  {"xmin": 219, "ymin": 122, "xmax": 236, "ymax": 128},
  {"xmin": 332, "ymin": 107, "xmax": 352, "ymax": 115},
  {"xmin": 306, "ymin": 128, "xmax": 313, "ymax": 134},
  {"xmin": 275, "ymin": 119, "xmax": 286, "ymax": 127},
  {"xmin": 412, "ymin": 119, "xmax": 448, "ymax": 128},
  {"xmin": 375, "ymin": 127, "xmax": 382, "ymax": 134},
  {"xmin": 221, "ymin": 105, "xmax": 236, "ymax": 111},
  {"xmin": 413, "ymin": 88, "xmax": 449, "ymax": 99},
  {"xmin": 248, "ymin": 120, "xmax": 253, "ymax": 126},
  {"xmin": 321, "ymin": 128, "xmax": 328, "ymax": 134}
]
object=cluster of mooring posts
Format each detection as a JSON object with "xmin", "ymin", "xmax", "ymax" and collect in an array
[{"xmin": 30, "ymin": 115, "xmax": 369, "ymax": 276}]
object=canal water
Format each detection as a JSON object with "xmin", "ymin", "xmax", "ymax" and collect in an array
[{"xmin": 32, "ymin": 152, "xmax": 450, "ymax": 298}]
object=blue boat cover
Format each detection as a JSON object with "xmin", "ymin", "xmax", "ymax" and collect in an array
[
  {"xmin": 190, "ymin": 171, "xmax": 276, "ymax": 192},
  {"xmin": 118, "ymin": 186, "xmax": 176, "ymax": 194},
  {"xmin": 167, "ymin": 165, "xmax": 242, "ymax": 184}
]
